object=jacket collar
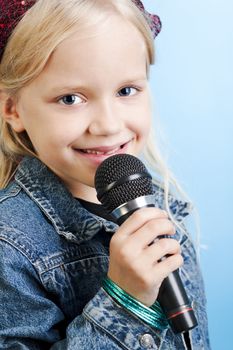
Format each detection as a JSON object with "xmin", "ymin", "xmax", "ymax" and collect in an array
[
  {"xmin": 15, "ymin": 156, "xmax": 191, "ymax": 244},
  {"xmin": 15, "ymin": 156, "xmax": 117, "ymax": 244}
]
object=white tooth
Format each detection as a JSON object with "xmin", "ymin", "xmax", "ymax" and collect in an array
[
  {"xmin": 85, "ymin": 150, "xmax": 104, "ymax": 155},
  {"xmin": 86, "ymin": 150, "xmax": 100, "ymax": 154},
  {"xmin": 84, "ymin": 147, "xmax": 120, "ymax": 155}
]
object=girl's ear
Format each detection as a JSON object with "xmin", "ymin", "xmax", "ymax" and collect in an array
[{"xmin": 0, "ymin": 92, "xmax": 25, "ymax": 133}]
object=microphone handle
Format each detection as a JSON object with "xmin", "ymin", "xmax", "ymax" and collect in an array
[
  {"xmin": 114, "ymin": 206, "xmax": 198, "ymax": 333},
  {"xmin": 158, "ymin": 268, "xmax": 198, "ymax": 333}
]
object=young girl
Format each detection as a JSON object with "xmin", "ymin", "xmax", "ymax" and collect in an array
[{"xmin": 0, "ymin": 0, "xmax": 210, "ymax": 349}]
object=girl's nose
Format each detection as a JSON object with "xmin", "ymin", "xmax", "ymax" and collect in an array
[{"xmin": 88, "ymin": 99, "xmax": 123, "ymax": 136}]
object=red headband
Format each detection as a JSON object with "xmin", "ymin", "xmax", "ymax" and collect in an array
[{"xmin": 0, "ymin": 0, "xmax": 161, "ymax": 62}]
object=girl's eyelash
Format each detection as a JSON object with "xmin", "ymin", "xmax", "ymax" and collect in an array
[
  {"xmin": 56, "ymin": 85, "xmax": 143, "ymax": 104},
  {"xmin": 57, "ymin": 94, "xmax": 85, "ymax": 105},
  {"xmin": 120, "ymin": 85, "xmax": 142, "ymax": 91},
  {"xmin": 117, "ymin": 85, "xmax": 142, "ymax": 97}
]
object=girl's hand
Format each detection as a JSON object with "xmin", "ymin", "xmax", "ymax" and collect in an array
[{"xmin": 107, "ymin": 207, "xmax": 183, "ymax": 307}]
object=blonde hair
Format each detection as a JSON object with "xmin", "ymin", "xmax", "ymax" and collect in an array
[{"xmin": 0, "ymin": 0, "xmax": 191, "ymax": 231}]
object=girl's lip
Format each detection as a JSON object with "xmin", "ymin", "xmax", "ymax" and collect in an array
[
  {"xmin": 74, "ymin": 140, "xmax": 131, "ymax": 154},
  {"xmin": 73, "ymin": 141, "xmax": 131, "ymax": 164}
]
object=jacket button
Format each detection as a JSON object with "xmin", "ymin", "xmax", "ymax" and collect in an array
[
  {"xmin": 192, "ymin": 300, "xmax": 198, "ymax": 310},
  {"xmin": 139, "ymin": 333, "xmax": 155, "ymax": 348}
]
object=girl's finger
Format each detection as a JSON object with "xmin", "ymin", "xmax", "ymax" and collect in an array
[
  {"xmin": 114, "ymin": 207, "xmax": 168, "ymax": 241},
  {"xmin": 152, "ymin": 253, "xmax": 184, "ymax": 281},
  {"xmin": 126, "ymin": 218, "xmax": 176, "ymax": 249},
  {"xmin": 142, "ymin": 237, "xmax": 181, "ymax": 264}
]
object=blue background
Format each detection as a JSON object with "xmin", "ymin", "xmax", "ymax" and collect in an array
[{"xmin": 144, "ymin": 1, "xmax": 233, "ymax": 349}]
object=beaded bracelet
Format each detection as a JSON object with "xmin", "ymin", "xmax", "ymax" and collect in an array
[{"xmin": 102, "ymin": 277, "xmax": 169, "ymax": 331}]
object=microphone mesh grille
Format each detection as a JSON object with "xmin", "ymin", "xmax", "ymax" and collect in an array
[{"xmin": 95, "ymin": 154, "xmax": 153, "ymax": 212}]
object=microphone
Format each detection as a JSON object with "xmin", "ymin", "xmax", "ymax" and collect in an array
[{"xmin": 94, "ymin": 153, "xmax": 198, "ymax": 334}]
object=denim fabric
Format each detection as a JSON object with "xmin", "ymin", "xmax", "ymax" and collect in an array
[{"xmin": 0, "ymin": 156, "xmax": 210, "ymax": 349}]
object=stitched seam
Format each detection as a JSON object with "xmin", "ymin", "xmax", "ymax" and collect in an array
[
  {"xmin": 0, "ymin": 185, "xmax": 21, "ymax": 203},
  {"xmin": 15, "ymin": 177, "xmax": 66, "ymax": 235}
]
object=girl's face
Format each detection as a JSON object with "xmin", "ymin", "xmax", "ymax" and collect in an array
[{"xmin": 9, "ymin": 16, "xmax": 152, "ymax": 201}]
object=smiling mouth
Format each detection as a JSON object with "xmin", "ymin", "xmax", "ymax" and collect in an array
[
  {"xmin": 81, "ymin": 146, "xmax": 122, "ymax": 155},
  {"xmin": 76, "ymin": 142, "xmax": 128, "ymax": 156}
]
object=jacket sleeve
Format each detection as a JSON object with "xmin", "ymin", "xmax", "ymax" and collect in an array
[
  {"xmin": 61, "ymin": 231, "xmax": 212, "ymax": 350},
  {"xmin": 0, "ymin": 238, "xmax": 168, "ymax": 350},
  {"xmin": 52, "ymin": 288, "xmax": 168, "ymax": 350},
  {"xmin": 179, "ymin": 229, "xmax": 211, "ymax": 350}
]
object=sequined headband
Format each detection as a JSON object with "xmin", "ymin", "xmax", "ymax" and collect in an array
[{"xmin": 0, "ymin": 0, "xmax": 161, "ymax": 62}]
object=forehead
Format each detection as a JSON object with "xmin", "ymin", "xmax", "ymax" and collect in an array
[
  {"xmin": 47, "ymin": 15, "xmax": 147, "ymax": 73},
  {"xmin": 22, "ymin": 15, "xmax": 149, "ymax": 95}
]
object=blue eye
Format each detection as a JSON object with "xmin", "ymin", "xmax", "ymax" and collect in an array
[
  {"xmin": 117, "ymin": 87, "xmax": 138, "ymax": 97},
  {"xmin": 59, "ymin": 95, "xmax": 83, "ymax": 105}
]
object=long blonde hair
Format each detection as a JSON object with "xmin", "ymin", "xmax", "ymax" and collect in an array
[{"xmin": 0, "ymin": 0, "xmax": 191, "ymax": 228}]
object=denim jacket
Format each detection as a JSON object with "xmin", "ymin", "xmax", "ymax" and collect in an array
[{"xmin": 0, "ymin": 156, "xmax": 210, "ymax": 350}]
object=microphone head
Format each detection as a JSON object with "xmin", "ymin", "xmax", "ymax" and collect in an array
[{"xmin": 94, "ymin": 154, "xmax": 154, "ymax": 212}]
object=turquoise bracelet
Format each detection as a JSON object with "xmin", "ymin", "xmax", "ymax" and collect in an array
[{"xmin": 102, "ymin": 277, "xmax": 169, "ymax": 331}]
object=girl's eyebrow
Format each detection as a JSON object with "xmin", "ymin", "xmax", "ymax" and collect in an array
[
  {"xmin": 119, "ymin": 77, "xmax": 148, "ymax": 85},
  {"xmin": 51, "ymin": 77, "xmax": 148, "ymax": 93},
  {"xmin": 49, "ymin": 85, "xmax": 88, "ymax": 94}
]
